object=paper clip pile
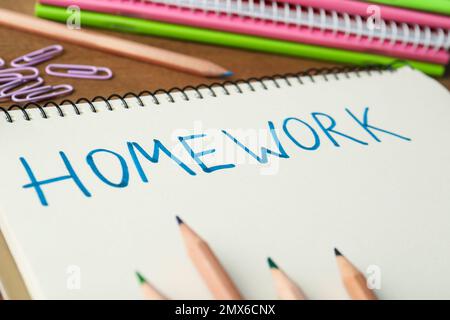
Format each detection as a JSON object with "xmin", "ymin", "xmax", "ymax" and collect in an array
[{"xmin": 0, "ymin": 44, "xmax": 113, "ymax": 104}]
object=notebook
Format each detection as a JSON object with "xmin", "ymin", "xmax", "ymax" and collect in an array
[
  {"xmin": 39, "ymin": 0, "xmax": 450, "ymax": 64},
  {"xmin": 0, "ymin": 66, "xmax": 450, "ymax": 299},
  {"xmin": 366, "ymin": 0, "xmax": 450, "ymax": 16}
]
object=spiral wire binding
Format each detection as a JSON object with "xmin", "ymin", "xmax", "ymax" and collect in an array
[
  {"xmin": 147, "ymin": 0, "xmax": 450, "ymax": 51},
  {"xmin": 0, "ymin": 64, "xmax": 394, "ymax": 123}
]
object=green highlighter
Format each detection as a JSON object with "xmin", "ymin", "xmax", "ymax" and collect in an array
[{"xmin": 35, "ymin": 3, "xmax": 445, "ymax": 77}]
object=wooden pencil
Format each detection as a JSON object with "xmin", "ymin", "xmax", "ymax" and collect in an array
[
  {"xmin": 0, "ymin": 8, "xmax": 232, "ymax": 78},
  {"xmin": 267, "ymin": 257, "xmax": 306, "ymax": 300},
  {"xmin": 135, "ymin": 271, "xmax": 167, "ymax": 300},
  {"xmin": 334, "ymin": 248, "xmax": 378, "ymax": 300},
  {"xmin": 176, "ymin": 216, "xmax": 243, "ymax": 300}
]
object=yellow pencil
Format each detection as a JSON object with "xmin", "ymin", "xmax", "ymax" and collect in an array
[
  {"xmin": 0, "ymin": 8, "xmax": 232, "ymax": 78},
  {"xmin": 267, "ymin": 257, "xmax": 306, "ymax": 300},
  {"xmin": 176, "ymin": 216, "xmax": 243, "ymax": 300},
  {"xmin": 334, "ymin": 248, "xmax": 378, "ymax": 300},
  {"xmin": 135, "ymin": 271, "xmax": 167, "ymax": 300}
]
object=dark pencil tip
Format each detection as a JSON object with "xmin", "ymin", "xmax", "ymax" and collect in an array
[
  {"xmin": 267, "ymin": 257, "xmax": 279, "ymax": 269},
  {"xmin": 135, "ymin": 271, "xmax": 147, "ymax": 284},
  {"xmin": 334, "ymin": 247, "xmax": 343, "ymax": 256},
  {"xmin": 221, "ymin": 71, "xmax": 234, "ymax": 78},
  {"xmin": 175, "ymin": 215, "xmax": 184, "ymax": 225}
]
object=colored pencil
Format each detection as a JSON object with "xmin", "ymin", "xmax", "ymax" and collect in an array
[
  {"xmin": 35, "ymin": 3, "xmax": 445, "ymax": 77},
  {"xmin": 267, "ymin": 257, "xmax": 306, "ymax": 300},
  {"xmin": 0, "ymin": 8, "xmax": 232, "ymax": 78},
  {"xmin": 135, "ymin": 271, "xmax": 167, "ymax": 300},
  {"xmin": 176, "ymin": 216, "xmax": 243, "ymax": 300},
  {"xmin": 334, "ymin": 248, "xmax": 378, "ymax": 300}
]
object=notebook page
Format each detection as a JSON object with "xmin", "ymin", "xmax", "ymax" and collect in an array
[{"xmin": 0, "ymin": 67, "xmax": 449, "ymax": 299}]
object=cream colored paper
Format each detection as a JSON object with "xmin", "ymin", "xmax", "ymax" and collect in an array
[{"xmin": 0, "ymin": 67, "xmax": 449, "ymax": 299}]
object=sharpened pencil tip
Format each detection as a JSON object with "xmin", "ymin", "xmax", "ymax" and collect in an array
[
  {"xmin": 267, "ymin": 257, "xmax": 278, "ymax": 269},
  {"xmin": 175, "ymin": 215, "xmax": 184, "ymax": 225},
  {"xmin": 135, "ymin": 271, "xmax": 147, "ymax": 284},
  {"xmin": 334, "ymin": 247, "xmax": 342, "ymax": 256},
  {"xmin": 221, "ymin": 71, "xmax": 234, "ymax": 78}
]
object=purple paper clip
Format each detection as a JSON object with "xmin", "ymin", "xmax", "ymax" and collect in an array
[
  {"xmin": 0, "ymin": 67, "xmax": 39, "ymax": 81},
  {"xmin": 0, "ymin": 77, "xmax": 45, "ymax": 101},
  {"xmin": 0, "ymin": 73, "xmax": 23, "ymax": 84},
  {"xmin": 11, "ymin": 45, "xmax": 63, "ymax": 67},
  {"xmin": 12, "ymin": 84, "xmax": 73, "ymax": 103},
  {"xmin": 46, "ymin": 64, "xmax": 113, "ymax": 80},
  {"xmin": 0, "ymin": 58, "xmax": 4, "ymax": 69}
]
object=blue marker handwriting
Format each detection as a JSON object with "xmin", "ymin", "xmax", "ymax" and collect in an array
[{"xmin": 20, "ymin": 108, "xmax": 411, "ymax": 206}]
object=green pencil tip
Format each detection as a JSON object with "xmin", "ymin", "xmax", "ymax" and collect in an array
[
  {"xmin": 267, "ymin": 257, "xmax": 278, "ymax": 269},
  {"xmin": 221, "ymin": 71, "xmax": 234, "ymax": 78},
  {"xmin": 135, "ymin": 271, "xmax": 147, "ymax": 284},
  {"xmin": 175, "ymin": 215, "xmax": 183, "ymax": 224}
]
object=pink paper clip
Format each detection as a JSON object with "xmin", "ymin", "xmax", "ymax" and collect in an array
[
  {"xmin": 0, "ymin": 77, "xmax": 45, "ymax": 101},
  {"xmin": 0, "ymin": 67, "xmax": 39, "ymax": 81},
  {"xmin": 12, "ymin": 84, "xmax": 73, "ymax": 103},
  {"xmin": 11, "ymin": 45, "xmax": 63, "ymax": 67},
  {"xmin": 45, "ymin": 64, "xmax": 113, "ymax": 80}
]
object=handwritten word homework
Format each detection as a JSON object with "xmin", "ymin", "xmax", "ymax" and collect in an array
[{"xmin": 19, "ymin": 107, "xmax": 411, "ymax": 206}]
